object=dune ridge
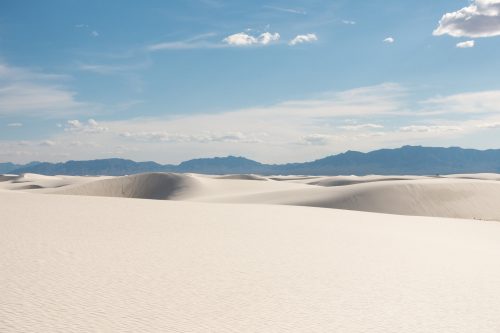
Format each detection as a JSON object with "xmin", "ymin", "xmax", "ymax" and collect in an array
[
  {"xmin": 50, "ymin": 173, "xmax": 201, "ymax": 200},
  {"xmin": 2, "ymin": 172, "xmax": 499, "ymax": 221}
]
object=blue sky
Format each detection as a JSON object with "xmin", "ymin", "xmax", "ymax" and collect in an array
[{"xmin": 1, "ymin": 0, "xmax": 500, "ymax": 163}]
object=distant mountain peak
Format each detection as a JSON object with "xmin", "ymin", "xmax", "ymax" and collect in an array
[{"xmin": 3, "ymin": 146, "xmax": 500, "ymax": 176}]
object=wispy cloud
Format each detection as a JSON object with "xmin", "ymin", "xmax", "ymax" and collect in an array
[
  {"xmin": 339, "ymin": 124, "xmax": 384, "ymax": 131},
  {"xmin": 342, "ymin": 20, "xmax": 356, "ymax": 25},
  {"xmin": 399, "ymin": 125, "xmax": 463, "ymax": 133},
  {"xmin": 0, "ymin": 83, "xmax": 83, "ymax": 116},
  {"xmin": 76, "ymin": 61, "xmax": 150, "ymax": 75},
  {"xmin": 422, "ymin": 90, "xmax": 500, "ymax": 114},
  {"xmin": 147, "ymin": 33, "xmax": 220, "ymax": 51},
  {"xmin": 263, "ymin": 5, "xmax": 307, "ymax": 15},
  {"xmin": 0, "ymin": 62, "xmax": 97, "ymax": 117},
  {"xmin": 477, "ymin": 121, "xmax": 500, "ymax": 129},
  {"xmin": 298, "ymin": 134, "xmax": 333, "ymax": 146},
  {"xmin": 383, "ymin": 37, "xmax": 395, "ymax": 43},
  {"xmin": 7, "ymin": 123, "xmax": 23, "ymax": 127},
  {"xmin": 121, "ymin": 131, "xmax": 263, "ymax": 144}
]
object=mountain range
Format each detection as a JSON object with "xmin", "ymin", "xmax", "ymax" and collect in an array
[{"xmin": 3, "ymin": 146, "xmax": 500, "ymax": 176}]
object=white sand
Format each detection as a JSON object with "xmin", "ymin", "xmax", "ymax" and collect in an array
[
  {"xmin": 14, "ymin": 172, "xmax": 499, "ymax": 221},
  {"xmin": 2, "ymin": 173, "xmax": 500, "ymax": 332}
]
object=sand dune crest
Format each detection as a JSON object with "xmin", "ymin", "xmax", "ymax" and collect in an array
[{"xmin": 51, "ymin": 172, "xmax": 201, "ymax": 200}]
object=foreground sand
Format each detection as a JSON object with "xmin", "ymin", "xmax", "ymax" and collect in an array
[{"xmin": 2, "ymin": 173, "xmax": 500, "ymax": 332}]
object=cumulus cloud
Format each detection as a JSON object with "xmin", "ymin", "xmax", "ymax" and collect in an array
[
  {"xmin": 65, "ymin": 119, "xmax": 108, "ymax": 133},
  {"xmin": 383, "ymin": 37, "xmax": 395, "ymax": 43},
  {"xmin": 433, "ymin": 0, "xmax": 500, "ymax": 38},
  {"xmin": 456, "ymin": 40, "xmax": 475, "ymax": 48},
  {"xmin": 289, "ymin": 33, "xmax": 318, "ymax": 46},
  {"xmin": 223, "ymin": 32, "xmax": 280, "ymax": 46}
]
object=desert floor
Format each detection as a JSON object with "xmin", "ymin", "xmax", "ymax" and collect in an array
[{"xmin": 2, "ymin": 173, "xmax": 500, "ymax": 332}]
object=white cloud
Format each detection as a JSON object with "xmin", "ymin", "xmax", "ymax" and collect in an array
[
  {"xmin": 263, "ymin": 6, "xmax": 306, "ymax": 15},
  {"xmin": 148, "ymin": 33, "xmax": 219, "ymax": 51},
  {"xmin": 39, "ymin": 140, "xmax": 56, "ymax": 147},
  {"xmin": 289, "ymin": 34, "xmax": 318, "ymax": 46},
  {"xmin": 422, "ymin": 90, "xmax": 500, "ymax": 114},
  {"xmin": 65, "ymin": 119, "xmax": 108, "ymax": 133},
  {"xmin": 433, "ymin": 0, "xmax": 500, "ymax": 38},
  {"xmin": 342, "ymin": 20, "xmax": 356, "ymax": 25},
  {"xmin": 259, "ymin": 32, "xmax": 281, "ymax": 45},
  {"xmin": 339, "ymin": 124, "xmax": 384, "ymax": 131},
  {"xmin": 7, "ymin": 123, "xmax": 23, "ymax": 127},
  {"xmin": 91, "ymin": 30, "xmax": 99, "ymax": 37},
  {"xmin": 77, "ymin": 61, "xmax": 150, "ymax": 75},
  {"xmin": 456, "ymin": 40, "xmax": 475, "ymax": 48},
  {"xmin": 5, "ymin": 83, "xmax": 500, "ymax": 164},
  {"xmin": 223, "ymin": 32, "xmax": 280, "ymax": 46},
  {"xmin": 399, "ymin": 125, "xmax": 463, "ymax": 133},
  {"xmin": 0, "ymin": 63, "xmax": 91, "ymax": 116},
  {"xmin": 223, "ymin": 32, "xmax": 258, "ymax": 46},
  {"xmin": 121, "ymin": 131, "xmax": 263, "ymax": 144},
  {"xmin": 383, "ymin": 37, "xmax": 395, "ymax": 43},
  {"xmin": 477, "ymin": 122, "xmax": 500, "ymax": 128},
  {"xmin": 299, "ymin": 134, "xmax": 332, "ymax": 146}
]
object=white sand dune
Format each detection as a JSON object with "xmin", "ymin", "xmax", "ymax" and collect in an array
[
  {"xmin": 2, "ymin": 190, "xmax": 500, "ymax": 332},
  {"xmin": 49, "ymin": 173, "xmax": 202, "ymax": 200},
  {"xmin": 201, "ymin": 178, "xmax": 500, "ymax": 221},
  {"xmin": 8, "ymin": 172, "xmax": 497, "ymax": 221},
  {"xmin": 215, "ymin": 174, "xmax": 269, "ymax": 181}
]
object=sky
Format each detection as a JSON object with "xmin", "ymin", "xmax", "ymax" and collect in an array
[{"xmin": 1, "ymin": 0, "xmax": 500, "ymax": 164}]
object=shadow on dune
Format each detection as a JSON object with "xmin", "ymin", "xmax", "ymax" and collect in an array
[{"xmin": 51, "ymin": 173, "xmax": 201, "ymax": 200}]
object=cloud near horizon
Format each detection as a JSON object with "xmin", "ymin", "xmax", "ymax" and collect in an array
[{"xmin": 4, "ymin": 83, "xmax": 500, "ymax": 164}]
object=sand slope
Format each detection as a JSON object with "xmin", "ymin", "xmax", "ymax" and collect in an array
[
  {"xmin": 50, "ymin": 173, "xmax": 202, "ymax": 200},
  {"xmin": 2, "ymin": 191, "xmax": 500, "ymax": 332},
  {"xmin": 204, "ymin": 179, "xmax": 500, "ymax": 221},
  {"xmin": 5, "ymin": 172, "xmax": 495, "ymax": 221}
]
